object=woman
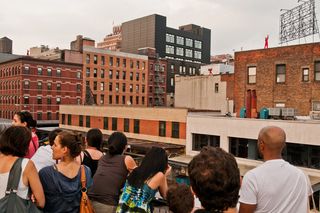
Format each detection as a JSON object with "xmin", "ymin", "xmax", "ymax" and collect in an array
[
  {"xmin": 79, "ymin": 128, "xmax": 104, "ymax": 176},
  {"xmin": 116, "ymin": 146, "xmax": 171, "ymax": 213},
  {"xmin": 39, "ymin": 130, "xmax": 93, "ymax": 213},
  {"xmin": 12, "ymin": 111, "xmax": 39, "ymax": 158},
  {"xmin": 89, "ymin": 131, "xmax": 137, "ymax": 213},
  {"xmin": 0, "ymin": 126, "xmax": 45, "ymax": 208}
]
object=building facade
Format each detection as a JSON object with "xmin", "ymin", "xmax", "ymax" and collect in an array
[
  {"xmin": 0, "ymin": 37, "xmax": 12, "ymax": 54},
  {"xmin": 83, "ymin": 46, "xmax": 149, "ymax": 106},
  {"xmin": 97, "ymin": 26, "xmax": 122, "ymax": 51},
  {"xmin": 0, "ymin": 57, "xmax": 82, "ymax": 120},
  {"xmin": 59, "ymin": 105, "xmax": 187, "ymax": 145},
  {"xmin": 175, "ymin": 74, "xmax": 234, "ymax": 114},
  {"xmin": 234, "ymin": 43, "xmax": 320, "ymax": 116}
]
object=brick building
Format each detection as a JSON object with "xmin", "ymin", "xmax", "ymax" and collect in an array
[
  {"xmin": 83, "ymin": 46, "xmax": 149, "ymax": 106},
  {"xmin": 234, "ymin": 43, "xmax": 320, "ymax": 116},
  {"xmin": 0, "ymin": 56, "xmax": 82, "ymax": 120},
  {"xmin": 59, "ymin": 105, "xmax": 187, "ymax": 145},
  {"xmin": 138, "ymin": 48, "xmax": 167, "ymax": 106}
]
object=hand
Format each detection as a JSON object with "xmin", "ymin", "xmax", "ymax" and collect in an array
[{"xmin": 165, "ymin": 165, "xmax": 172, "ymax": 176}]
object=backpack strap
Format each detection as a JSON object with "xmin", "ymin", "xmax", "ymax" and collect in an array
[
  {"xmin": 5, "ymin": 158, "xmax": 23, "ymax": 195},
  {"xmin": 83, "ymin": 150, "xmax": 92, "ymax": 160}
]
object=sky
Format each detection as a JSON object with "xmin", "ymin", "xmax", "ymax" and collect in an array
[{"xmin": 1, "ymin": 0, "xmax": 320, "ymax": 55}]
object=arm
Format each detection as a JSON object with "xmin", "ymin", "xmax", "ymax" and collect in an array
[
  {"xmin": 158, "ymin": 165, "xmax": 171, "ymax": 199},
  {"xmin": 25, "ymin": 160, "xmax": 45, "ymax": 208},
  {"xmin": 239, "ymin": 203, "xmax": 256, "ymax": 213},
  {"xmin": 124, "ymin": 155, "xmax": 137, "ymax": 173}
]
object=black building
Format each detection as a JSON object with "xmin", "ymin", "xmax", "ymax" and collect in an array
[{"xmin": 120, "ymin": 14, "xmax": 211, "ymax": 100}]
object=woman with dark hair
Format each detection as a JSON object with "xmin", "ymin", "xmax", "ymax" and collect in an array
[
  {"xmin": 12, "ymin": 111, "xmax": 39, "ymax": 158},
  {"xmin": 79, "ymin": 128, "xmax": 104, "ymax": 176},
  {"xmin": 0, "ymin": 126, "xmax": 45, "ymax": 208},
  {"xmin": 89, "ymin": 131, "xmax": 137, "ymax": 213},
  {"xmin": 39, "ymin": 130, "xmax": 93, "ymax": 213},
  {"xmin": 116, "ymin": 146, "xmax": 171, "ymax": 213}
]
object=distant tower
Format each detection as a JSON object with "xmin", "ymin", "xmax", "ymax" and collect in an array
[{"xmin": 0, "ymin": 37, "xmax": 13, "ymax": 54}]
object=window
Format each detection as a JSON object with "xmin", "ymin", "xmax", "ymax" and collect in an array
[
  {"xmin": 122, "ymin": 96, "xmax": 126, "ymax": 104},
  {"xmin": 142, "ymin": 85, "xmax": 145, "ymax": 93},
  {"xmin": 122, "ymin": 71, "xmax": 126, "ymax": 80},
  {"xmin": 37, "ymin": 67, "xmax": 43, "ymax": 75},
  {"xmin": 47, "ymin": 68, "xmax": 52, "ymax": 76},
  {"xmin": 176, "ymin": 36, "xmax": 184, "ymax": 45},
  {"xmin": 56, "ymin": 97, "xmax": 61, "ymax": 104},
  {"xmin": 77, "ymin": 98, "xmax": 81, "ymax": 105},
  {"xmin": 93, "ymin": 68, "xmax": 97, "ymax": 77},
  {"xmin": 24, "ymin": 96, "xmax": 29, "ymax": 104},
  {"xmin": 122, "ymin": 83, "xmax": 126, "ymax": 92},
  {"xmin": 101, "ymin": 56, "xmax": 105, "ymax": 65},
  {"xmin": 77, "ymin": 71, "xmax": 81, "ymax": 79},
  {"xmin": 142, "ymin": 73, "xmax": 145, "ymax": 81},
  {"xmin": 116, "ymin": 71, "xmax": 119, "ymax": 79},
  {"xmin": 68, "ymin": 114, "xmax": 72, "ymax": 125},
  {"xmin": 185, "ymin": 49, "xmax": 193, "ymax": 58},
  {"xmin": 315, "ymin": 62, "xmax": 320, "ymax": 81},
  {"xmin": 77, "ymin": 84, "xmax": 81, "ymax": 92},
  {"xmin": 215, "ymin": 83, "xmax": 219, "ymax": 93},
  {"xmin": 248, "ymin": 66, "xmax": 256, "ymax": 84},
  {"xmin": 100, "ymin": 69, "xmax": 105, "ymax": 78},
  {"xmin": 166, "ymin": 33, "xmax": 175, "ymax": 43},
  {"xmin": 130, "ymin": 60, "xmax": 134, "ymax": 69},
  {"xmin": 109, "ymin": 70, "xmax": 113, "ymax": 79},
  {"xmin": 302, "ymin": 68, "xmax": 309, "ymax": 82},
  {"xmin": 94, "ymin": 55, "xmax": 98, "ymax": 64},
  {"xmin": 166, "ymin": 45, "xmax": 174, "ymax": 54},
  {"xmin": 37, "ymin": 81, "xmax": 42, "ymax": 90},
  {"xmin": 47, "ymin": 112, "xmax": 52, "ymax": 120},
  {"xmin": 276, "ymin": 64, "xmax": 286, "ymax": 83},
  {"xmin": 195, "ymin": 40, "xmax": 202, "ymax": 49},
  {"xmin": 134, "ymin": 119, "xmax": 140, "ymax": 133},
  {"xmin": 176, "ymin": 47, "xmax": 184, "ymax": 56},
  {"xmin": 109, "ymin": 57, "xmax": 113, "ymax": 66},
  {"xmin": 47, "ymin": 82, "xmax": 52, "ymax": 90},
  {"xmin": 142, "ymin": 62, "xmax": 145, "ymax": 70},
  {"xmin": 116, "ymin": 95, "xmax": 119, "ymax": 104},
  {"xmin": 123, "ymin": 59, "xmax": 126, "ymax": 68},
  {"xmin": 116, "ymin": 83, "xmax": 119, "ymax": 92},
  {"xmin": 79, "ymin": 115, "xmax": 83, "ymax": 126},
  {"xmin": 109, "ymin": 83, "xmax": 112, "ymax": 91},
  {"xmin": 37, "ymin": 112, "xmax": 42, "ymax": 121},
  {"xmin": 159, "ymin": 121, "xmax": 166, "ymax": 137},
  {"xmin": 129, "ymin": 84, "xmax": 133, "ymax": 92},
  {"xmin": 136, "ymin": 96, "xmax": 139, "ymax": 105},
  {"xmin": 136, "ymin": 85, "xmax": 139, "ymax": 93},
  {"xmin": 112, "ymin": 118, "xmax": 117, "ymax": 130},
  {"xmin": 37, "ymin": 96, "xmax": 42, "ymax": 104},
  {"xmin": 86, "ymin": 54, "xmax": 90, "ymax": 64},
  {"xmin": 171, "ymin": 122, "xmax": 179, "ymax": 138},
  {"xmin": 109, "ymin": 95, "xmax": 112, "ymax": 104},
  {"xmin": 93, "ymin": 82, "xmax": 97, "ymax": 91},
  {"xmin": 130, "ymin": 72, "xmax": 133, "ymax": 80},
  {"xmin": 192, "ymin": 134, "xmax": 220, "ymax": 151},
  {"xmin": 24, "ymin": 66, "xmax": 30, "ymax": 74},
  {"xmin": 170, "ymin": 77, "xmax": 174, "ymax": 86},
  {"xmin": 136, "ymin": 73, "xmax": 139, "ymax": 81},
  {"xmin": 186, "ymin": 38, "xmax": 193, "ymax": 47},
  {"xmin": 100, "ymin": 94, "xmax": 104, "ymax": 104},
  {"xmin": 124, "ymin": 118, "xmax": 129, "ymax": 132},
  {"xmin": 56, "ymin": 69, "xmax": 61, "ymax": 77},
  {"xmin": 47, "ymin": 97, "xmax": 51, "ymax": 105},
  {"xmin": 86, "ymin": 116, "xmax": 90, "ymax": 128},
  {"xmin": 116, "ymin": 58, "xmax": 120, "ymax": 67},
  {"xmin": 194, "ymin": 51, "xmax": 202, "ymax": 59},
  {"xmin": 103, "ymin": 117, "xmax": 108, "ymax": 129},
  {"xmin": 61, "ymin": 114, "xmax": 65, "ymax": 125},
  {"xmin": 86, "ymin": 68, "xmax": 90, "ymax": 77},
  {"xmin": 100, "ymin": 82, "xmax": 104, "ymax": 91}
]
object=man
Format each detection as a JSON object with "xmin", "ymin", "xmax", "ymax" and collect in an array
[
  {"xmin": 188, "ymin": 147, "xmax": 240, "ymax": 213},
  {"xmin": 31, "ymin": 128, "xmax": 62, "ymax": 171},
  {"xmin": 239, "ymin": 126, "xmax": 312, "ymax": 213}
]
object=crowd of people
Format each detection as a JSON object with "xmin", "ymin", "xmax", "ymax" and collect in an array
[{"xmin": 0, "ymin": 110, "xmax": 316, "ymax": 213}]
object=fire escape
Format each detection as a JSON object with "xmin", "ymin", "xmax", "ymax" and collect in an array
[{"xmin": 153, "ymin": 57, "xmax": 165, "ymax": 106}]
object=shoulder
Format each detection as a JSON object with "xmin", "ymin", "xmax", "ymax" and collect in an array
[{"xmin": 39, "ymin": 165, "xmax": 55, "ymax": 177}]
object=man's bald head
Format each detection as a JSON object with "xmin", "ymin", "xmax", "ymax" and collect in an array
[{"xmin": 258, "ymin": 126, "xmax": 286, "ymax": 154}]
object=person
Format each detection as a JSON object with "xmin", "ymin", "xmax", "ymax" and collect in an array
[
  {"xmin": 188, "ymin": 146, "xmax": 240, "ymax": 213},
  {"xmin": 39, "ymin": 130, "xmax": 93, "ymax": 213},
  {"xmin": 79, "ymin": 128, "xmax": 104, "ymax": 176},
  {"xmin": 12, "ymin": 111, "xmax": 39, "ymax": 158},
  {"xmin": 166, "ymin": 184, "xmax": 194, "ymax": 213},
  {"xmin": 31, "ymin": 128, "xmax": 62, "ymax": 171},
  {"xmin": 89, "ymin": 131, "xmax": 137, "ymax": 213},
  {"xmin": 239, "ymin": 126, "xmax": 313, "ymax": 213},
  {"xmin": 0, "ymin": 126, "xmax": 45, "ymax": 208},
  {"xmin": 116, "ymin": 146, "xmax": 171, "ymax": 213}
]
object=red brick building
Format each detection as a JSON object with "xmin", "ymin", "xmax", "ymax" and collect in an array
[
  {"xmin": 0, "ymin": 56, "xmax": 82, "ymax": 120},
  {"xmin": 83, "ymin": 46, "xmax": 149, "ymax": 106},
  {"xmin": 234, "ymin": 43, "xmax": 320, "ymax": 116}
]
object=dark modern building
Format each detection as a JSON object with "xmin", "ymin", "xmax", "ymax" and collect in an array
[{"xmin": 119, "ymin": 14, "xmax": 211, "ymax": 101}]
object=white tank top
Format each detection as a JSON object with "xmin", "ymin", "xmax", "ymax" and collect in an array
[{"xmin": 0, "ymin": 158, "xmax": 29, "ymax": 199}]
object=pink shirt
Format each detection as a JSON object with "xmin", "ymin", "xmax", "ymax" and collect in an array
[{"xmin": 25, "ymin": 132, "xmax": 39, "ymax": 159}]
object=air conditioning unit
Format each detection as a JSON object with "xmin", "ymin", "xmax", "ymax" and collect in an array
[{"xmin": 310, "ymin": 111, "xmax": 320, "ymax": 120}]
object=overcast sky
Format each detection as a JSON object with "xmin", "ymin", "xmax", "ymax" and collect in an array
[{"xmin": 1, "ymin": 0, "xmax": 320, "ymax": 55}]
